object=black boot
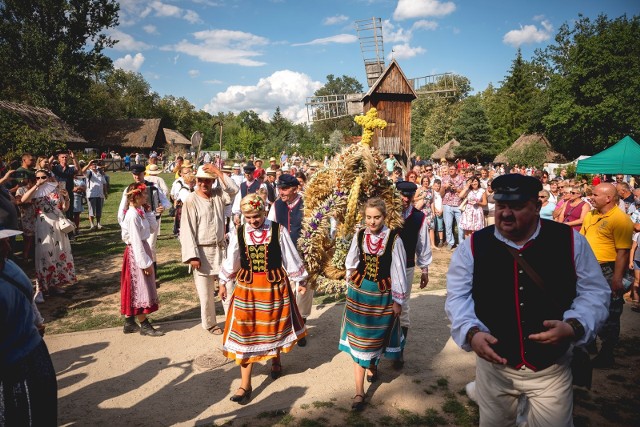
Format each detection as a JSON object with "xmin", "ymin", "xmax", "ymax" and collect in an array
[
  {"xmin": 394, "ymin": 327, "xmax": 409, "ymax": 370},
  {"xmin": 298, "ymin": 318, "xmax": 307, "ymax": 347},
  {"xmin": 140, "ymin": 319, "xmax": 164, "ymax": 337},
  {"xmin": 123, "ymin": 316, "xmax": 140, "ymax": 334}
]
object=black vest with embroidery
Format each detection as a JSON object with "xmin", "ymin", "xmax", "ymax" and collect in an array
[
  {"xmin": 240, "ymin": 180, "xmax": 261, "ymax": 198},
  {"xmin": 350, "ymin": 229, "xmax": 398, "ymax": 293},
  {"xmin": 472, "ymin": 220, "xmax": 577, "ymax": 371},
  {"xmin": 144, "ymin": 180, "xmax": 161, "ymax": 219},
  {"xmin": 237, "ymin": 222, "xmax": 285, "ymax": 284},
  {"xmin": 273, "ymin": 197, "xmax": 304, "ymax": 246},
  {"xmin": 265, "ymin": 182, "xmax": 276, "ymax": 203},
  {"xmin": 399, "ymin": 208, "xmax": 425, "ymax": 268}
]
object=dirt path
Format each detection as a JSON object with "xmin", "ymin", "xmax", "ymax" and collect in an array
[{"xmin": 47, "ymin": 289, "xmax": 640, "ymax": 427}]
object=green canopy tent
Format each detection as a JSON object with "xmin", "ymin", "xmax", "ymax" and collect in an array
[{"xmin": 576, "ymin": 135, "xmax": 640, "ymax": 175}]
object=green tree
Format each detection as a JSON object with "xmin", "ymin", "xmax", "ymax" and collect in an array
[
  {"xmin": 0, "ymin": 110, "xmax": 65, "ymax": 158},
  {"xmin": 0, "ymin": 0, "xmax": 120, "ymax": 123},
  {"xmin": 536, "ymin": 14, "xmax": 640, "ymax": 157},
  {"xmin": 452, "ymin": 96, "xmax": 495, "ymax": 163},
  {"xmin": 310, "ymin": 74, "xmax": 364, "ymax": 141}
]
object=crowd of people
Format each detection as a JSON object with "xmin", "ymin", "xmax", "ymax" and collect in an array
[{"xmin": 2, "ymin": 146, "xmax": 640, "ymax": 425}]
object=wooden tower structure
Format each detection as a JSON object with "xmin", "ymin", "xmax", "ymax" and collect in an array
[{"xmin": 361, "ymin": 59, "xmax": 416, "ymax": 166}]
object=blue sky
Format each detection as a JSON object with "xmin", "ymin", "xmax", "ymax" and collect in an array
[{"xmin": 108, "ymin": 0, "xmax": 637, "ymax": 123}]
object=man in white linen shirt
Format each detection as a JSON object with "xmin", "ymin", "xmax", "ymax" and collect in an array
[
  {"xmin": 445, "ymin": 174, "xmax": 610, "ymax": 427},
  {"xmin": 180, "ymin": 164, "xmax": 238, "ymax": 334}
]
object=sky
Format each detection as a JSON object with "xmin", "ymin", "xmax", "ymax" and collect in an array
[{"xmin": 107, "ymin": 0, "xmax": 638, "ymax": 124}]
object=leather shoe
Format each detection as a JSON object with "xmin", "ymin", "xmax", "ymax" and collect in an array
[
  {"xmin": 230, "ymin": 387, "xmax": 252, "ymax": 404},
  {"xmin": 271, "ymin": 362, "xmax": 283, "ymax": 380},
  {"xmin": 140, "ymin": 319, "xmax": 164, "ymax": 337},
  {"xmin": 298, "ymin": 337, "xmax": 307, "ymax": 347},
  {"xmin": 351, "ymin": 394, "xmax": 365, "ymax": 411}
]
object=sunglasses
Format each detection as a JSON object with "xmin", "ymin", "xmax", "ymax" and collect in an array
[
  {"xmin": 36, "ymin": 176, "xmax": 48, "ymax": 180},
  {"xmin": 570, "ymin": 191, "xmax": 581, "ymax": 195},
  {"xmin": 538, "ymin": 195, "xmax": 548, "ymax": 199},
  {"xmin": 425, "ymin": 168, "xmax": 433, "ymax": 171}
]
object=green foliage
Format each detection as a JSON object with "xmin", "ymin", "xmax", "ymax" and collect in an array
[
  {"xmin": 536, "ymin": 14, "xmax": 640, "ymax": 157},
  {"xmin": 311, "ymin": 74, "xmax": 364, "ymax": 142},
  {"xmin": 0, "ymin": 0, "xmax": 120, "ymax": 123},
  {"xmin": 452, "ymin": 96, "xmax": 495, "ymax": 163},
  {"xmin": 0, "ymin": 110, "xmax": 65, "ymax": 158}
]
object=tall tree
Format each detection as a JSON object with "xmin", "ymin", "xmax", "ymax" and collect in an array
[
  {"xmin": 0, "ymin": 0, "xmax": 120, "ymax": 122},
  {"xmin": 310, "ymin": 74, "xmax": 364, "ymax": 141},
  {"xmin": 536, "ymin": 14, "xmax": 640, "ymax": 157},
  {"xmin": 451, "ymin": 96, "xmax": 495, "ymax": 163}
]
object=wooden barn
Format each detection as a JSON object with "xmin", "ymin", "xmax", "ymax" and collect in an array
[{"xmin": 361, "ymin": 59, "xmax": 417, "ymax": 168}]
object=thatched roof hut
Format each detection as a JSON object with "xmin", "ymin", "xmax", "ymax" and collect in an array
[
  {"xmin": 80, "ymin": 118, "xmax": 165, "ymax": 153},
  {"xmin": 163, "ymin": 128, "xmax": 192, "ymax": 153},
  {"xmin": 430, "ymin": 138, "xmax": 459, "ymax": 161},
  {"xmin": 494, "ymin": 134, "xmax": 565, "ymax": 164},
  {"xmin": 0, "ymin": 100, "xmax": 87, "ymax": 147}
]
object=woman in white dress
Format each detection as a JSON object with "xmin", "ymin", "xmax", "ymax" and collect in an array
[{"xmin": 20, "ymin": 169, "xmax": 76, "ymax": 295}]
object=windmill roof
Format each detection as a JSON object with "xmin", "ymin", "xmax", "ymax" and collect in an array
[
  {"xmin": 163, "ymin": 128, "xmax": 191, "ymax": 146},
  {"xmin": 362, "ymin": 59, "xmax": 417, "ymax": 100}
]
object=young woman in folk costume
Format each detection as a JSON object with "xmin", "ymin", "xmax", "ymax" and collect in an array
[
  {"xmin": 339, "ymin": 197, "xmax": 408, "ymax": 411},
  {"xmin": 119, "ymin": 182, "xmax": 164, "ymax": 337},
  {"xmin": 218, "ymin": 193, "xmax": 307, "ymax": 404}
]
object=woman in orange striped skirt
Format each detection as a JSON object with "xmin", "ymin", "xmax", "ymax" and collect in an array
[
  {"xmin": 218, "ymin": 193, "xmax": 307, "ymax": 404},
  {"xmin": 339, "ymin": 197, "xmax": 408, "ymax": 411}
]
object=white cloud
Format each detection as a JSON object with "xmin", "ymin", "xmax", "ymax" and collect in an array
[
  {"xmin": 292, "ymin": 34, "xmax": 358, "ymax": 46},
  {"xmin": 163, "ymin": 29, "xmax": 269, "ymax": 66},
  {"xmin": 383, "ymin": 20, "xmax": 412, "ymax": 44},
  {"xmin": 323, "ymin": 15, "xmax": 349, "ymax": 26},
  {"xmin": 189, "ymin": 69, "xmax": 200, "ymax": 78},
  {"xmin": 108, "ymin": 29, "xmax": 150, "ymax": 51},
  {"xmin": 503, "ymin": 20, "xmax": 553, "ymax": 47},
  {"xmin": 143, "ymin": 25, "xmax": 158, "ymax": 35},
  {"xmin": 117, "ymin": 0, "xmax": 201, "ymax": 24},
  {"xmin": 412, "ymin": 20, "xmax": 439, "ymax": 31},
  {"xmin": 390, "ymin": 44, "xmax": 426, "ymax": 60},
  {"xmin": 114, "ymin": 53, "xmax": 145, "ymax": 72},
  {"xmin": 203, "ymin": 70, "xmax": 323, "ymax": 124},
  {"xmin": 393, "ymin": 0, "xmax": 456, "ymax": 20}
]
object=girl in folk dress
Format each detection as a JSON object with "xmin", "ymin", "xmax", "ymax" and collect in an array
[
  {"xmin": 414, "ymin": 176, "xmax": 436, "ymax": 248},
  {"xmin": 120, "ymin": 182, "xmax": 164, "ymax": 336},
  {"xmin": 20, "ymin": 170, "xmax": 76, "ymax": 295},
  {"xmin": 459, "ymin": 176, "xmax": 487, "ymax": 238},
  {"xmin": 339, "ymin": 197, "xmax": 408, "ymax": 411},
  {"xmin": 219, "ymin": 194, "xmax": 307, "ymax": 404}
]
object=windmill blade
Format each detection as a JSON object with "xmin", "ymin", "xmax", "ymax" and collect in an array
[
  {"xmin": 305, "ymin": 93, "xmax": 363, "ymax": 122},
  {"xmin": 355, "ymin": 17, "xmax": 385, "ymax": 87},
  {"xmin": 409, "ymin": 72, "xmax": 457, "ymax": 98}
]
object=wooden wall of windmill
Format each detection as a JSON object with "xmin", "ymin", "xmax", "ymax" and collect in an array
[{"xmin": 360, "ymin": 59, "xmax": 417, "ymax": 169}]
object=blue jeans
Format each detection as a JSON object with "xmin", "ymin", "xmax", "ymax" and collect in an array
[{"xmin": 443, "ymin": 204, "xmax": 463, "ymax": 246}]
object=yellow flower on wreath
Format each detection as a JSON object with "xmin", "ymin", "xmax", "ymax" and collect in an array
[{"xmin": 354, "ymin": 108, "xmax": 387, "ymax": 146}]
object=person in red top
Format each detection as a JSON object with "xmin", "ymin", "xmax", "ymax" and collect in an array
[{"xmin": 592, "ymin": 174, "xmax": 601, "ymax": 186}]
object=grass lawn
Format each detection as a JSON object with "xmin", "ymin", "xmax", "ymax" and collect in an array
[{"xmin": 31, "ymin": 170, "xmax": 450, "ymax": 334}]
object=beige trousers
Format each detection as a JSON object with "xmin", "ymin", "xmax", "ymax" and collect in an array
[
  {"xmin": 193, "ymin": 272, "xmax": 233, "ymax": 329},
  {"xmin": 294, "ymin": 282, "xmax": 314, "ymax": 319},
  {"xmin": 400, "ymin": 267, "xmax": 415, "ymax": 328},
  {"xmin": 475, "ymin": 354, "xmax": 573, "ymax": 427}
]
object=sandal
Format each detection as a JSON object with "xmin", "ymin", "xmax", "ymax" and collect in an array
[
  {"xmin": 351, "ymin": 394, "xmax": 366, "ymax": 411},
  {"xmin": 271, "ymin": 361, "xmax": 283, "ymax": 380},
  {"xmin": 208, "ymin": 325, "xmax": 223, "ymax": 335}
]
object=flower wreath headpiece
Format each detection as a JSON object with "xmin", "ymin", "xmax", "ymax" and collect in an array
[
  {"xmin": 240, "ymin": 194, "xmax": 265, "ymax": 214},
  {"xmin": 126, "ymin": 183, "xmax": 147, "ymax": 196}
]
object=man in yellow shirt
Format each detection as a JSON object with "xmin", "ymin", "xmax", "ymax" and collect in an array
[{"xmin": 581, "ymin": 183, "xmax": 634, "ymax": 367}]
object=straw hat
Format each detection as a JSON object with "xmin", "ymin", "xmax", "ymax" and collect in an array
[
  {"xmin": 194, "ymin": 166, "xmax": 216, "ymax": 180},
  {"xmin": 147, "ymin": 164, "xmax": 161, "ymax": 175}
]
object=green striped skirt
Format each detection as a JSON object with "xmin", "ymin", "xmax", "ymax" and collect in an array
[{"xmin": 338, "ymin": 278, "xmax": 404, "ymax": 367}]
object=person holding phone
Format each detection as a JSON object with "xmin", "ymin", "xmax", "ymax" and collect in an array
[
  {"xmin": 51, "ymin": 150, "xmax": 78, "ymax": 221},
  {"xmin": 21, "ymin": 169, "xmax": 76, "ymax": 295}
]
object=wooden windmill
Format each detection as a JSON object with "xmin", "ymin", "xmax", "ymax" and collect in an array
[{"xmin": 306, "ymin": 17, "xmax": 457, "ymax": 167}]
